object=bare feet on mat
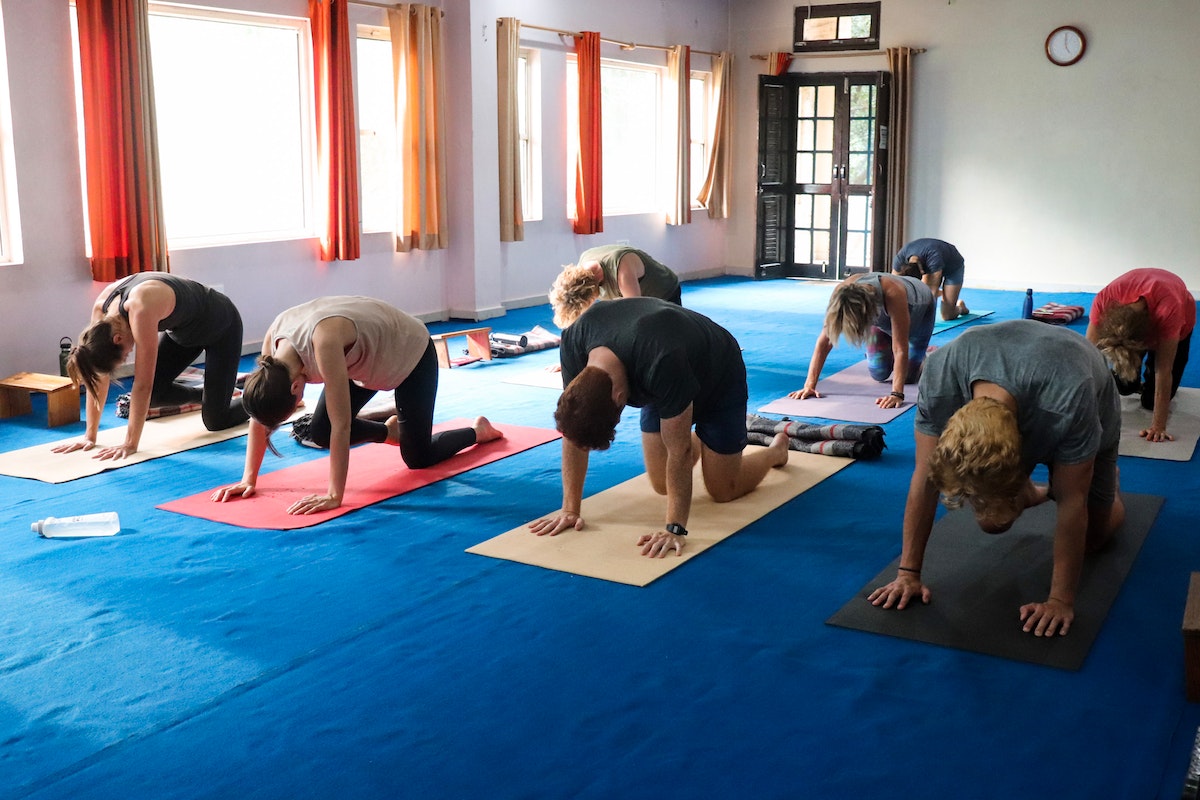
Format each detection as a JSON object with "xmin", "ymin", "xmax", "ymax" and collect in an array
[
  {"xmin": 385, "ymin": 415, "xmax": 401, "ymax": 445},
  {"xmin": 957, "ymin": 299, "xmax": 969, "ymax": 315},
  {"xmin": 769, "ymin": 432, "xmax": 791, "ymax": 467},
  {"xmin": 474, "ymin": 416, "xmax": 504, "ymax": 443}
]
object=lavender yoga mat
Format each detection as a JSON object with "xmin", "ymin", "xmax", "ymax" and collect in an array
[{"xmin": 758, "ymin": 360, "xmax": 919, "ymax": 424}]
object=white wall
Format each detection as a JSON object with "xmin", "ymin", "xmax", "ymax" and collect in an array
[
  {"xmin": 728, "ymin": 0, "xmax": 1200, "ymax": 292},
  {"xmin": 0, "ymin": 0, "xmax": 731, "ymax": 378}
]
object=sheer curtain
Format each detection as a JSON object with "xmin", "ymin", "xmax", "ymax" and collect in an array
[
  {"xmin": 572, "ymin": 31, "xmax": 603, "ymax": 235},
  {"xmin": 75, "ymin": 0, "xmax": 168, "ymax": 281},
  {"xmin": 666, "ymin": 45, "xmax": 691, "ymax": 226},
  {"xmin": 885, "ymin": 47, "xmax": 915, "ymax": 261},
  {"xmin": 696, "ymin": 52, "xmax": 731, "ymax": 219},
  {"xmin": 496, "ymin": 17, "xmax": 523, "ymax": 242},
  {"xmin": 310, "ymin": 0, "xmax": 360, "ymax": 262},
  {"xmin": 389, "ymin": 4, "xmax": 448, "ymax": 251}
]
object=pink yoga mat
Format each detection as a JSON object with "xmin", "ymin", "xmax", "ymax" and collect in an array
[{"xmin": 157, "ymin": 421, "xmax": 560, "ymax": 530}]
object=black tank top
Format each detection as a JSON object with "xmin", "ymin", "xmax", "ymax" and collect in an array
[{"xmin": 101, "ymin": 274, "xmax": 232, "ymax": 347}]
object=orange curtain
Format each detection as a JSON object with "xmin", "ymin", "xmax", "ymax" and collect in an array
[
  {"xmin": 310, "ymin": 0, "xmax": 361, "ymax": 262},
  {"xmin": 572, "ymin": 32, "xmax": 603, "ymax": 235},
  {"xmin": 75, "ymin": 0, "xmax": 168, "ymax": 282},
  {"xmin": 389, "ymin": 5, "xmax": 449, "ymax": 251},
  {"xmin": 767, "ymin": 51, "xmax": 793, "ymax": 76}
]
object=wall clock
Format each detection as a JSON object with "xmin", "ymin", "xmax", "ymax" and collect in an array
[{"xmin": 1045, "ymin": 25, "xmax": 1086, "ymax": 66}]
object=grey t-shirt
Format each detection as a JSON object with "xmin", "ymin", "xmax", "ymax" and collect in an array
[
  {"xmin": 856, "ymin": 273, "xmax": 935, "ymax": 342},
  {"xmin": 915, "ymin": 320, "xmax": 1120, "ymax": 468}
]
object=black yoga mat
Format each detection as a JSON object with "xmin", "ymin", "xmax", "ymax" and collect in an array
[{"xmin": 827, "ymin": 493, "xmax": 1163, "ymax": 670}]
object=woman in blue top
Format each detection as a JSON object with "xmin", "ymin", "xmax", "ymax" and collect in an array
[{"xmin": 892, "ymin": 237, "xmax": 969, "ymax": 321}]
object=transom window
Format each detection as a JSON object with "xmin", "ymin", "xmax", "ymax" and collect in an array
[{"xmin": 793, "ymin": 3, "xmax": 881, "ymax": 53}]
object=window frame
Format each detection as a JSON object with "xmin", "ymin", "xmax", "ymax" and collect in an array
[
  {"xmin": 355, "ymin": 23, "xmax": 398, "ymax": 234},
  {"xmin": 688, "ymin": 69, "xmax": 711, "ymax": 210},
  {"xmin": 0, "ymin": 1, "xmax": 21, "ymax": 265},
  {"xmin": 793, "ymin": 2, "xmax": 881, "ymax": 54},
  {"xmin": 517, "ymin": 47, "xmax": 543, "ymax": 222}
]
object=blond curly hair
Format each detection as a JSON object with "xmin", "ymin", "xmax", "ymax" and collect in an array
[
  {"xmin": 548, "ymin": 265, "xmax": 602, "ymax": 329},
  {"xmin": 1094, "ymin": 302, "xmax": 1150, "ymax": 382},
  {"xmin": 927, "ymin": 397, "xmax": 1028, "ymax": 524},
  {"xmin": 825, "ymin": 280, "xmax": 882, "ymax": 348}
]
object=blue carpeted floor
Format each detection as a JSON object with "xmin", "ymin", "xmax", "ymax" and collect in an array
[{"xmin": 1, "ymin": 278, "xmax": 1197, "ymax": 799}]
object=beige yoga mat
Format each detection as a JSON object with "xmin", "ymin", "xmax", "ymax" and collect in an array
[
  {"xmin": 0, "ymin": 412, "xmax": 258, "ymax": 483},
  {"xmin": 501, "ymin": 370, "xmax": 564, "ymax": 391},
  {"xmin": 467, "ymin": 449, "xmax": 852, "ymax": 586},
  {"xmin": 1117, "ymin": 387, "xmax": 1200, "ymax": 462}
]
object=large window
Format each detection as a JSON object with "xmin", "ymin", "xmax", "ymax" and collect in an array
[
  {"xmin": 356, "ymin": 26, "xmax": 397, "ymax": 234},
  {"xmin": 689, "ymin": 71, "xmax": 710, "ymax": 208},
  {"xmin": 567, "ymin": 57, "xmax": 661, "ymax": 217},
  {"xmin": 517, "ymin": 48, "xmax": 542, "ymax": 221},
  {"xmin": 72, "ymin": 6, "xmax": 315, "ymax": 248}
]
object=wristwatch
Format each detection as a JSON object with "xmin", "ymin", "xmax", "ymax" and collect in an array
[{"xmin": 665, "ymin": 522, "xmax": 688, "ymax": 537}]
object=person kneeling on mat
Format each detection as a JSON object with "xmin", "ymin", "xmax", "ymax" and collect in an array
[
  {"xmin": 211, "ymin": 296, "xmax": 502, "ymax": 516},
  {"xmin": 869, "ymin": 320, "xmax": 1125, "ymax": 637},
  {"xmin": 891, "ymin": 237, "xmax": 969, "ymax": 321},
  {"xmin": 529, "ymin": 297, "xmax": 791, "ymax": 558}
]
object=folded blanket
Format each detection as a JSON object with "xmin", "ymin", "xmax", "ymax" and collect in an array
[
  {"xmin": 490, "ymin": 325, "xmax": 561, "ymax": 358},
  {"xmin": 746, "ymin": 414, "xmax": 886, "ymax": 459},
  {"xmin": 1032, "ymin": 302, "xmax": 1085, "ymax": 324},
  {"xmin": 115, "ymin": 369, "xmax": 247, "ymax": 419}
]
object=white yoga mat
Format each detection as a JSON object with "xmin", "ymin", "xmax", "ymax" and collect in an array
[
  {"xmin": 467, "ymin": 449, "xmax": 852, "ymax": 586},
  {"xmin": 1117, "ymin": 387, "xmax": 1200, "ymax": 462},
  {"xmin": 501, "ymin": 370, "xmax": 565, "ymax": 391},
  {"xmin": 758, "ymin": 360, "xmax": 919, "ymax": 424}
]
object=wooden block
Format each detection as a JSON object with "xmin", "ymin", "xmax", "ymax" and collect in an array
[
  {"xmin": 429, "ymin": 327, "xmax": 492, "ymax": 369},
  {"xmin": 1183, "ymin": 572, "xmax": 1200, "ymax": 701},
  {"xmin": 0, "ymin": 372, "xmax": 79, "ymax": 427}
]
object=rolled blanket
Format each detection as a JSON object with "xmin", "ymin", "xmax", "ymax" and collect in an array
[
  {"xmin": 490, "ymin": 325, "xmax": 562, "ymax": 358},
  {"xmin": 1032, "ymin": 302, "xmax": 1085, "ymax": 324},
  {"xmin": 116, "ymin": 392, "xmax": 203, "ymax": 420},
  {"xmin": 746, "ymin": 430, "xmax": 879, "ymax": 459},
  {"xmin": 747, "ymin": 414, "xmax": 885, "ymax": 444}
]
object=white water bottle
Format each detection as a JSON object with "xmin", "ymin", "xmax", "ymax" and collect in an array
[{"xmin": 32, "ymin": 511, "xmax": 120, "ymax": 538}]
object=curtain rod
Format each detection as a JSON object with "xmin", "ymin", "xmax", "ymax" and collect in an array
[
  {"xmin": 512, "ymin": 21, "xmax": 720, "ymax": 58},
  {"xmin": 751, "ymin": 47, "xmax": 925, "ymax": 60},
  {"xmin": 350, "ymin": 0, "xmax": 444, "ymax": 13}
]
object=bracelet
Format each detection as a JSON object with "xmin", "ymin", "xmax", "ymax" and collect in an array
[
  {"xmin": 897, "ymin": 566, "xmax": 920, "ymax": 574},
  {"xmin": 889, "ymin": 391, "xmax": 905, "ymax": 400}
]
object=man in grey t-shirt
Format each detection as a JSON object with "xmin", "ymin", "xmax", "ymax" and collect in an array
[{"xmin": 869, "ymin": 321, "xmax": 1125, "ymax": 637}]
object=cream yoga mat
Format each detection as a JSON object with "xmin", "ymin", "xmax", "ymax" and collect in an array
[
  {"xmin": 501, "ymin": 370, "xmax": 565, "ymax": 391},
  {"xmin": 1117, "ymin": 387, "xmax": 1200, "ymax": 462},
  {"xmin": 467, "ymin": 449, "xmax": 852, "ymax": 586},
  {"xmin": 0, "ymin": 411, "xmax": 260, "ymax": 483}
]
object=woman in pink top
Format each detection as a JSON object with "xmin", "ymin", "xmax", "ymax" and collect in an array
[{"xmin": 1086, "ymin": 268, "xmax": 1195, "ymax": 442}]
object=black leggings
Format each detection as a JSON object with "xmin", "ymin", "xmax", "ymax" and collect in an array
[
  {"xmin": 305, "ymin": 339, "xmax": 478, "ymax": 469},
  {"xmin": 1139, "ymin": 331, "xmax": 1192, "ymax": 410},
  {"xmin": 150, "ymin": 310, "xmax": 248, "ymax": 432}
]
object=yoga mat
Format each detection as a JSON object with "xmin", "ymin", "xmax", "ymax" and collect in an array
[
  {"xmin": 932, "ymin": 310, "xmax": 992, "ymax": 334},
  {"xmin": 501, "ymin": 370, "xmax": 564, "ymax": 391},
  {"xmin": 1118, "ymin": 388, "xmax": 1200, "ymax": 462},
  {"xmin": 467, "ymin": 448, "xmax": 852, "ymax": 586},
  {"xmin": 0, "ymin": 411, "xmax": 265, "ymax": 484},
  {"xmin": 158, "ymin": 420, "xmax": 561, "ymax": 530},
  {"xmin": 758, "ymin": 360, "xmax": 918, "ymax": 424},
  {"xmin": 826, "ymin": 493, "xmax": 1163, "ymax": 670}
]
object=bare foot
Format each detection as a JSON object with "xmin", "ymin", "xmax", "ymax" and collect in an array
[
  {"xmin": 957, "ymin": 300, "xmax": 969, "ymax": 315},
  {"xmin": 474, "ymin": 416, "xmax": 504, "ymax": 443},
  {"xmin": 384, "ymin": 415, "xmax": 401, "ymax": 445},
  {"xmin": 769, "ymin": 432, "xmax": 791, "ymax": 467}
]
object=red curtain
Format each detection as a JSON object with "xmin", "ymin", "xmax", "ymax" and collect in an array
[
  {"xmin": 767, "ymin": 52, "xmax": 793, "ymax": 76},
  {"xmin": 310, "ymin": 0, "xmax": 361, "ymax": 261},
  {"xmin": 572, "ymin": 32, "xmax": 603, "ymax": 235},
  {"xmin": 75, "ymin": 0, "xmax": 168, "ymax": 281}
]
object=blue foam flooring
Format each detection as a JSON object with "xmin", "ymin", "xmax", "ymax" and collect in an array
[{"xmin": 1, "ymin": 278, "xmax": 1197, "ymax": 800}]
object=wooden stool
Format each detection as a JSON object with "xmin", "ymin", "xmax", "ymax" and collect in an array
[
  {"xmin": 0, "ymin": 372, "xmax": 80, "ymax": 427},
  {"xmin": 1183, "ymin": 572, "xmax": 1200, "ymax": 701},
  {"xmin": 430, "ymin": 327, "xmax": 493, "ymax": 368}
]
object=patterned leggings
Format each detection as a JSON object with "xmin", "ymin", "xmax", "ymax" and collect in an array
[{"xmin": 865, "ymin": 326, "xmax": 930, "ymax": 385}]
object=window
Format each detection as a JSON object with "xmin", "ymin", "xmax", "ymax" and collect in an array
[
  {"xmin": 689, "ymin": 71, "xmax": 710, "ymax": 207},
  {"xmin": 793, "ymin": 3, "xmax": 881, "ymax": 53},
  {"xmin": 357, "ymin": 26, "xmax": 397, "ymax": 233},
  {"xmin": 517, "ymin": 48, "xmax": 542, "ymax": 221},
  {"xmin": 567, "ymin": 57, "xmax": 661, "ymax": 217},
  {"xmin": 82, "ymin": 6, "xmax": 315, "ymax": 248},
  {"xmin": 0, "ymin": 1, "xmax": 20, "ymax": 265}
]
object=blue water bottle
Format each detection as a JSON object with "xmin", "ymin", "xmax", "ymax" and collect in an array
[{"xmin": 1022, "ymin": 289, "xmax": 1034, "ymax": 320}]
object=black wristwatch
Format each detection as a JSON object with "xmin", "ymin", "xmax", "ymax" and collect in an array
[{"xmin": 665, "ymin": 522, "xmax": 688, "ymax": 537}]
